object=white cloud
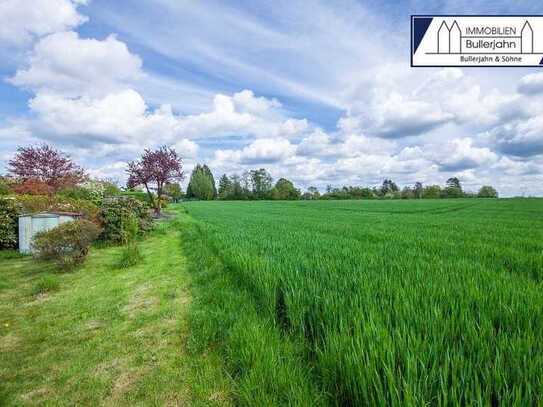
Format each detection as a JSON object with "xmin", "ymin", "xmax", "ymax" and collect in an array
[
  {"xmin": 518, "ymin": 72, "xmax": 543, "ymax": 95},
  {"xmin": 173, "ymin": 138, "xmax": 199, "ymax": 159},
  {"xmin": 430, "ymin": 138, "xmax": 498, "ymax": 172},
  {"xmin": 489, "ymin": 115, "xmax": 543, "ymax": 157},
  {"xmin": 0, "ymin": 0, "xmax": 87, "ymax": 46},
  {"xmin": 10, "ymin": 31, "xmax": 143, "ymax": 97},
  {"xmin": 214, "ymin": 137, "xmax": 295, "ymax": 166}
]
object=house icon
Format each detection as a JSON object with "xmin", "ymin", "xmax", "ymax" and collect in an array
[
  {"xmin": 521, "ymin": 21, "xmax": 533, "ymax": 53},
  {"xmin": 438, "ymin": 21, "xmax": 461, "ymax": 54}
]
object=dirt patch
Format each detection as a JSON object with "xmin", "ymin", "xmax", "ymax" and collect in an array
[
  {"xmin": 110, "ymin": 370, "xmax": 143, "ymax": 400},
  {"xmin": 0, "ymin": 332, "xmax": 21, "ymax": 351},
  {"xmin": 93, "ymin": 357, "xmax": 129, "ymax": 378},
  {"xmin": 20, "ymin": 387, "xmax": 50, "ymax": 402},
  {"xmin": 123, "ymin": 284, "xmax": 159, "ymax": 318}
]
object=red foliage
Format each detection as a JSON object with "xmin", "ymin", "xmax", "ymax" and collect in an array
[
  {"xmin": 12, "ymin": 179, "xmax": 54, "ymax": 195},
  {"xmin": 127, "ymin": 146, "xmax": 183, "ymax": 214},
  {"xmin": 8, "ymin": 144, "xmax": 87, "ymax": 193}
]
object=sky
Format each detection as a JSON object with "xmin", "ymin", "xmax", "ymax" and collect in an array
[{"xmin": 1, "ymin": 0, "xmax": 543, "ymax": 196}]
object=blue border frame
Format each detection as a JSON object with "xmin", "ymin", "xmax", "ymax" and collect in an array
[{"xmin": 411, "ymin": 15, "xmax": 543, "ymax": 68}]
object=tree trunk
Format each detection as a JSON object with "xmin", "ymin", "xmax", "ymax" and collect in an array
[{"xmin": 143, "ymin": 183, "xmax": 159, "ymax": 216}]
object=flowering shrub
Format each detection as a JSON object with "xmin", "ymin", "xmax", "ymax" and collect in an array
[
  {"xmin": 32, "ymin": 220, "xmax": 101, "ymax": 270},
  {"xmin": 12, "ymin": 179, "xmax": 54, "ymax": 195},
  {"xmin": 59, "ymin": 180, "xmax": 121, "ymax": 206}
]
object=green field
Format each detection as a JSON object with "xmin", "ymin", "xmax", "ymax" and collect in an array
[{"xmin": 180, "ymin": 198, "xmax": 543, "ymax": 405}]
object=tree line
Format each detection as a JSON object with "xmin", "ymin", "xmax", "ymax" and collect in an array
[
  {"xmin": 184, "ymin": 166, "xmax": 499, "ymax": 201},
  {"xmin": 1, "ymin": 144, "xmax": 498, "ymax": 205}
]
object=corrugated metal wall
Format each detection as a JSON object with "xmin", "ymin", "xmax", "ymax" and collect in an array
[{"xmin": 18, "ymin": 214, "xmax": 77, "ymax": 254}]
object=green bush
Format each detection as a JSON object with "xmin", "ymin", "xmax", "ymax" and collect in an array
[
  {"xmin": 32, "ymin": 220, "xmax": 101, "ymax": 271},
  {"xmin": 31, "ymin": 275, "xmax": 60, "ymax": 295},
  {"xmin": 15, "ymin": 195, "xmax": 100, "ymax": 223},
  {"xmin": 117, "ymin": 243, "xmax": 144, "ymax": 268},
  {"xmin": 120, "ymin": 191, "xmax": 150, "ymax": 203},
  {"xmin": 0, "ymin": 197, "xmax": 20, "ymax": 249},
  {"xmin": 59, "ymin": 181, "xmax": 121, "ymax": 206},
  {"xmin": 99, "ymin": 197, "xmax": 152, "ymax": 243}
]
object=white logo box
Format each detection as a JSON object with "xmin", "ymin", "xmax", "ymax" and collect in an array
[{"xmin": 412, "ymin": 15, "xmax": 543, "ymax": 67}]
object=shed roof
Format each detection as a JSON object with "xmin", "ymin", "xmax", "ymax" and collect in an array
[{"xmin": 19, "ymin": 211, "xmax": 82, "ymax": 218}]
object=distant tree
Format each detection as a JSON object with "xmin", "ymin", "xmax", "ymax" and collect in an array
[
  {"xmin": 446, "ymin": 177, "xmax": 461, "ymax": 189},
  {"xmin": 414, "ymin": 182, "xmax": 423, "ymax": 199},
  {"xmin": 164, "ymin": 182, "xmax": 184, "ymax": 202},
  {"xmin": 271, "ymin": 178, "xmax": 300, "ymax": 200},
  {"xmin": 230, "ymin": 174, "xmax": 246, "ymax": 200},
  {"xmin": 218, "ymin": 174, "xmax": 232, "ymax": 199},
  {"xmin": 443, "ymin": 177, "xmax": 463, "ymax": 198},
  {"xmin": 241, "ymin": 171, "xmax": 252, "ymax": 197},
  {"xmin": 422, "ymin": 185, "xmax": 442, "ymax": 199},
  {"xmin": 186, "ymin": 164, "xmax": 216, "ymax": 200},
  {"xmin": 380, "ymin": 179, "xmax": 399, "ymax": 196},
  {"xmin": 348, "ymin": 186, "xmax": 374, "ymax": 199},
  {"xmin": 127, "ymin": 146, "xmax": 183, "ymax": 215},
  {"xmin": 8, "ymin": 144, "xmax": 87, "ymax": 193},
  {"xmin": 249, "ymin": 168, "xmax": 273, "ymax": 199},
  {"xmin": 202, "ymin": 165, "xmax": 217, "ymax": 198},
  {"xmin": 307, "ymin": 186, "xmax": 320, "ymax": 200},
  {"xmin": 478, "ymin": 185, "xmax": 498, "ymax": 198},
  {"xmin": 401, "ymin": 186, "xmax": 415, "ymax": 199}
]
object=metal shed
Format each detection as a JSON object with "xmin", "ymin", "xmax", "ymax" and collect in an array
[{"xmin": 18, "ymin": 212, "xmax": 81, "ymax": 254}]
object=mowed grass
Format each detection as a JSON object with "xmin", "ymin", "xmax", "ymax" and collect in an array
[
  {"xmin": 0, "ymin": 214, "xmax": 232, "ymax": 406},
  {"xmin": 179, "ymin": 198, "xmax": 543, "ymax": 405}
]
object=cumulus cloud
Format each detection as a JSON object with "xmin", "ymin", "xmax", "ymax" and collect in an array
[
  {"xmin": 10, "ymin": 31, "xmax": 143, "ymax": 97},
  {"xmin": 0, "ymin": 0, "xmax": 87, "ymax": 46},
  {"xmin": 431, "ymin": 138, "xmax": 498, "ymax": 172},
  {"xmin": 518, "ymin": 72, "xmax": 543, "ymax": 95},
  {"xmin": 214, "ymin": 137, "xmax": 295, "ymax": 166},
  {"xmin": 490, "ymin": 115, "xmax": 543, "ymax": 157}
]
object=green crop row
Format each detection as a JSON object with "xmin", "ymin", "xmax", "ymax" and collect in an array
[{"xmin": 180, "ymin": 198, "xmax": 543, "ymax": 405}]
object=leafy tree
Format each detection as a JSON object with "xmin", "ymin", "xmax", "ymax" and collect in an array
[
  {"xmin": 414, "ymin": 182, "xmax": 423, "ymax": 199},
  {"xmin": 307, "ymin": 186, "xmax": 320, "ymax": 200},
  {"xmin": 186, "ymin": 164, "xmax": 216, "ymax": 200},
  {"xmin": 218, "ymin": 174, "xmax": 232, "ymax": 199},
  {"xmin": 8, "ymin": 144, "xmax": 87, "ymax": 193},
  {"xmin": 229, "ymin": 174, "xmax": 246, "ymax": 200},
  {"xmin": 202, "ymin": 165, "xmax": 217, "ymax": 198},
  {"xmin": 380, "ymin": 179, "xmax": 399, "ymax": 195},
  {"xmin": 127, "ymin": 146, "xmax": 183, "ymax": 215},
  {"xmin": 249, "ymin": 168, "xmax": 273, "ymax": 199},
  {"xmin": 443, "ymin": 177, "xmax": 463, "ymax": 198},
  {"xmin": 446, "ymin": 177, "xmax": 461, "ymax": 189},
  {"xmin": 422, "ymin": 185, "xmax": 442, "ymax": 199},
  {"xmin": 478, "ymin": 185, "xmax": 498, "ymax": 198},
  {"xmin": 401, "ymin": 186, "xmax": 415, "ymax": 199},
  {"xmin": 271, "ymin": 178, "xmax": 300, "ymax": 200},
  {"xmin": 164, "ymin": 182, "xmax": 184, "ymax": 202}
]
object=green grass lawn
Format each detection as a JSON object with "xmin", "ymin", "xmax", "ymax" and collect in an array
[{"xmin": 0, "ymin": 212, "xmax": 232, "ymax": 406}]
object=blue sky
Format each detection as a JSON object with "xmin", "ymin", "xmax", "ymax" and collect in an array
[{"xmin": 1, "ymin": 0, "xmax": 543, "ymax": 196}]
